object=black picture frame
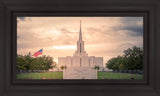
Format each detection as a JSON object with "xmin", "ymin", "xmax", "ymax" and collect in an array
[{"xmin": 0, "ymin": 0, "xmax": 160, "ymax": 96}]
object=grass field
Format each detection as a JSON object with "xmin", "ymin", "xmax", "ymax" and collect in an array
[
  {"xmin": 97, "ymin": 72, "xmax": 143, "ymax": 79},
  {"xmin": 17, "ymin": 72, "xmax": 63, "ymax": 79},
  {"xmin": 17, "ymin": 71, "xmax": 143, "ymax": 80}
]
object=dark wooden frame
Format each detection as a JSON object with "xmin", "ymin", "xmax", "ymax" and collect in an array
[{"xmin": 0, "ymin": 0, "xmax": 160, "ymax": 96}]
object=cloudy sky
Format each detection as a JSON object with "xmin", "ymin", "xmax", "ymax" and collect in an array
[{"xmin": 17, "ymin": 17, "xmax": 143, "ymax": 66}]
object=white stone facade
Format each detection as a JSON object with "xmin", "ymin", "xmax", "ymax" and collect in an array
[
  {"xmin": 57, "ymin": 21, "xmax": 103, "ymax": 79},
  {"xmin": 58, "ymin": 56, "xmax": 103, "ymax": 68}
]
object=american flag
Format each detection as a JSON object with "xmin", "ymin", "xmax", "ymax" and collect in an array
[{"xmin": 33, "ymin": 49, "xmax": 43, "ymax": 57}]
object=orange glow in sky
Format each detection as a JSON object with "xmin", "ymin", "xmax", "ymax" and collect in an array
[{"xmin": 17, "ymin": 17, "xmax": 143, "ymax": 66}]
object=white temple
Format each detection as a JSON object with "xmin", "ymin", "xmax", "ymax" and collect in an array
[{"xmin": 58, "ymin": 21, "xmax": 103, "ymax": 79}]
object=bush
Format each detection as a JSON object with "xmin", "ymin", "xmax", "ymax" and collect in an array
[{"xmin": 17, "ymin": 53, "xmax": 57, "ymax": 71}]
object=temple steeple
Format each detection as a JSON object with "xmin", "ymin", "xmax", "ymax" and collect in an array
[
  {"xmin": 73, "ymin": 20, "xmax": 88, "ymax": 56},
  {"xmin": 79, "ymin": 20, "xmax": 82, "ymax": 41}
]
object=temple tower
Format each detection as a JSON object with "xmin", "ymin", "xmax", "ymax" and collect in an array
[
  {"xmin": 73, "ymin": 20, "xmax": 88, "ymax": 56},
  {"xmin": 57, "ymin": 20, "xmax": 103, "ymax": 79}
]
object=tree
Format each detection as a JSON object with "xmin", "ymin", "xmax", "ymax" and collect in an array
[
  {"xmin": 119, "ymin": 63, "xmax": 127, "ymax": 70},
  {"xmin": 106, "ymin": 56, "xmax": 124, "ymax": 70},
  {"xmin": 106, "ymin": 57, "xmax": 117, "ymax": 69},
  {"xmin": 106, "ymin": 46, "xmax": 143, "ymax": 70},
  {"xmin": 113, "ymin": 56, "xmax": 124, "ymax": 70},
  {"xmin": 17, "ymin": 52, "xmax": 57, "ymax": 71},
  {"xmin": 60, "ymin": 66, "xmax": 65, "ymax": 71},
  {"xmin": 17, "ymin": 55, "xmax": 28, "ymax": 71},
  {"xmin": 64, "ymin": 65, "xmax": 67, "ymax": 70},
  {"xmin": 94, "ymin": 65, "xmax": 100, "ymax": 71},
  {"xmin": 52, "ymin": 61, "xmax": 57, "ymax": 68},
  {"xmin": 123, "ymin": 46, "xmax": 143, "ymax": 70}
]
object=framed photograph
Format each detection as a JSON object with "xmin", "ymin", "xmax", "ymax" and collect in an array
[
  {"xmin": 16, "ymin": 17, "xmax": 144, "ymax": 80},
  {"xmin": 0, "ymin": 0, "xmax": 160, "ymax": 96}
]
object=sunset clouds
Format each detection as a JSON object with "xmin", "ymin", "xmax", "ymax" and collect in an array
[{"xmin": 17, "ymin": 17, "xmax": 143, "ymax": 65}]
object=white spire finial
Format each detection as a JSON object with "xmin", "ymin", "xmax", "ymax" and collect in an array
[{"xmin": 79, "ymin": 20, "xmax": 82, "ymax": 41}]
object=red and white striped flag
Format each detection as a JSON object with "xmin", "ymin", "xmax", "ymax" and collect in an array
[{"xmin": 33, "ymin": 49, "xmax": 43, "ymax": 57}]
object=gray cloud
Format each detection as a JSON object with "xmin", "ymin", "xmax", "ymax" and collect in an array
[
  {"xmin": 17, "ymin": 17, "xmax": 143, "ymax": 63},
  {"xmin": 120, "ymin": 17, "xmax": 143, "ymax": 23},
  {"xmin": 18, "ymin": 17, "xmax": 26, "ymax": 21},
  {"xmin": 112, "ymin": 17, "xmax": 143, "ymax": 37},
  {"xmin": 113, "ymin": 26, "xmax": 143, "ymax": 36}
]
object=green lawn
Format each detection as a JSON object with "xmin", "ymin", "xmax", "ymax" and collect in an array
[
  {"xmin": 17, "ymin": 71, "xmax": 143, "ymax": 80},
  {"xmin": 98, "ymin": 72, "xmax": 143, "ymax": 79},
  {"xmin": 17, "ymin": 72, "xmax": 63, "ymax": 79}
]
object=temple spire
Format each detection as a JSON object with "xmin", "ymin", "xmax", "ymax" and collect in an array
[
  {"xmin": 73, "ymin": 20, "xmax": 88, "ymax": 56},
  {"xmin": 79, "ymin": 20, "xmax": 82, "ymax": 41}
]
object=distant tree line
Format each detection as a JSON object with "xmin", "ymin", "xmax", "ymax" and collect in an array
[
  {"xmin": 106, "ymin": 46, "xmax": 143, "ymax": 71},
  {"xmin": 17, "ymin": 52, "xmax": 57, "ymax": 71}
]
